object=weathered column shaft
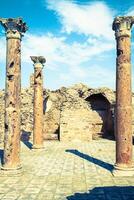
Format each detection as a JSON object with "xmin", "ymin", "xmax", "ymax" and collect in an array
[
  {"xmin": 30, "ymin": 56, "xmax": 46, "ymax": 149},
  {"xmin": 116, "ymin": 35, "xmax": 132, "ymax": 167},
  {"xmin": 0, "ymin": 18, "xmax": 28, "ymax": 172},
  {"xmin": 30, "ymin": 73, "xmax": 34, "ymax": 89},
  {"xmin": 34, "ymin": 64, "xmax": 43, "ymax": 148},
  {"xmin": 112, "ymin": 16, "xmax": 134, "ymax": 176},
  {"xmin": 4, "ymin": 31, "xmax": 21, "ymax": 169}
]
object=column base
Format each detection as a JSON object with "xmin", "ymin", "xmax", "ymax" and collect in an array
[
  {"xmin": 32, "ymin": 144, "xmax": 44, "ymax": 149},
  {"xmin": 0, "ymin": 165, "xmax": 22, "ymax": 176},
  {"xmin": 112, "ymin": 164, "xmax": 134, "ymax": 177}
]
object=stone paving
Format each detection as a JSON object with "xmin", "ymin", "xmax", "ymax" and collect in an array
[{"xmin": 0, "ymin": 139, "xmax": 134, "ymax": 200}]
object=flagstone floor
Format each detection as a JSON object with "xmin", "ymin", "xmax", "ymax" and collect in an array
[{"xmin": 0, "ymin": 139, "xmax": 134, "ymax": 200}]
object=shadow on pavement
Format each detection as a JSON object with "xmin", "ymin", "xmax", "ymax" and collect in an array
[
  {"xmin": 66, "ymin": 186, "xmax": 134, "ymax": 200},
  {"xmin": 0, "ymin": 149, "xmax": 4, "ymax": 165},
  {"xmin": 66, "ymin": 149, "xmax": 113, "ymax": 172},
  {"xmin": 21, "ymin": 130, "xmax": 33, "ymax": 149}
]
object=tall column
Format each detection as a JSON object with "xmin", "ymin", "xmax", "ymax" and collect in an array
[
  {"xmin": 0, "ymin": 18, "xmax": 28, "ymax": 174},
  {"xmin": 112, "ymin": 16, "xmax": 134, "ymax": 176},
  {"xmin": 30, "ymin": 73, "xmax": 34, "ymax": 89},
  {"xmin": 30, "ymin": 56, "xmax": 46, "ymax": 149}
]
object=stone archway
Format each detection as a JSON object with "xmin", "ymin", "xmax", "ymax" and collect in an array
[{"xmin": 85, "ymin": 93, "xmax": 114, "ymax": 139}]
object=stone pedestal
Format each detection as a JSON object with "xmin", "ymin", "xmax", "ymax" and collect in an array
[
  {"xmin": 30, "ymin": 56, "xmax": 46, "ymax": 149},
  {"xmin": 0, "ymin": 18, "xmax": 27, "ymax": 175},
  {"xmin": 112, "ymin": 16, "xmax": 134, "ymax": 176}
]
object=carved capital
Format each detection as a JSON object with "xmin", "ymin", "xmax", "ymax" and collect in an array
[
  {"xmin": 30, "ymin": 56, "xmax": 46, "ymax": 68},
  {"xmin": 112, "ymin": 16, "xmax": 134, "ymax": 38},
  {"xmin": 0, "ymin": 18, "xmax": 28, "ymax": 39}
]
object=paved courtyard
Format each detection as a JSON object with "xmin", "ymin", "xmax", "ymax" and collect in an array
[{"xmin": 0, "ymin": 139, "xmax": 134, "ymax": 200}]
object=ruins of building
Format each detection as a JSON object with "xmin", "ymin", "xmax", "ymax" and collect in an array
[
  {"xmin": 0, "ymin": 16, "xmax": 134, "ymax": 176},
  {"xmin": 0, "ymin": 83, "xmax": 117, "ymax": 144},
  {"xmin": 1, "ymin": 82, "xmax": 134, "ymax": 145}
]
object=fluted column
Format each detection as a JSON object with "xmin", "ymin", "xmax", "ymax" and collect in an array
[
  {"xmin": 30, "ymin": 56, "xmax": 46, "ymax": 149},
  {"xmin": 112, "ymin": 16, "xmax": 134, "ymax": 176},
  {"xmin": 0, "ymin": 18, "xmax": 28, "ymax": 174}
]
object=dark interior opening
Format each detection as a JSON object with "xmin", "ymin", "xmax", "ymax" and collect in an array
[
  {"xmin": 86, "ymin": 93, "xmax": 114, "ymax": 139},
  {"xmin": 86, "ymin": 93, "xmax": 110, "ymax": 111}
]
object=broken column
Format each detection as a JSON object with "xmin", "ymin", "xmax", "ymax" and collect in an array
[
  {"xmin": 112, "ymin": 16, "xmax": 134, "ymax": 176},
  {"xmin": 30, "ymin": 73, "xmax": 34, "ymax": 89},
  {"xmin": 0, "ymin": 18, "xmax": 28, "ymax": 174},
  {"xmin": 30, "ymin": 56, "xmax": 46, "ymax": 149}
]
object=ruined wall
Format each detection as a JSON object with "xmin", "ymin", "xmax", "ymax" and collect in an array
[
  {"xmin": 43, "ymin": 91, "xmax": 63, "ymax": 140},
  {"xmin": 46, "ymin": 84, "xmax": 115, "ymax": 141},
  {"xmin": 0, "ymin": 88, "xmax": 34, "ymax": 144},
  {"xmin": 60, "ymin": 107, "xmax": 105, "ymax": 142},
  {"xmin": 21, "ymin": 88, "xmax": 33, "ymax": 133},
  {"xmin": 0, "ymin": 83, "xmax": 134, "ymax": 143},
  {"xmin": 0, "ymin": 90, "xmax": 4, "ymax": 143},
  {"xmin": 60, "ymin": 87, "xmax": 92, "ymax": 142}
]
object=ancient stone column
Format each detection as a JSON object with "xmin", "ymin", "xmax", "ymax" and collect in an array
[
  {"xmin": 30, "ymin": 73, "xmax": 34, "ymax": 89},
  {"xmin": 112, "ymin": 16, "xmax": 134, "ymax": 176},
  {"xmin": 30, "ymin": 56, "xmax": 46, "ymax": 149},
  {"xmin": 0, "ymin": 18, "xmax": 28, "ymax": 174}
]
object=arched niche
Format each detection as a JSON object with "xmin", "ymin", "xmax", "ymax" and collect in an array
[{"xmin": 85, "ymin": 93, "xmax": 114, "ymax": 139}]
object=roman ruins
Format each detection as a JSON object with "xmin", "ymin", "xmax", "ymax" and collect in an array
[
  {"xmin": 112, "ymin": 16, "xmax": 134, "ymax": 176},
  {"xmin": 30, "ymin": 56, "xmax": 46, "ymax": 149},
  {"xmin": 0, "ymin": 18, "xmax": 27, "ymax": 174},
  {"xmin": 0, "ymin": 16, "xmax": 134, "ymax": 177}
]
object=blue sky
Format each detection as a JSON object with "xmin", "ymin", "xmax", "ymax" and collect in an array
[{"xmin": 0, "ymin": 0, "xmax": 134, "ymax": 90}]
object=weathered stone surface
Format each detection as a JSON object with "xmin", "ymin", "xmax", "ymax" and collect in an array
[
  {"xmin": 112, "ymin": 16, "xmax": 134, "ymax": 176},
  {"xmin": 60, "ymin": 89, "xmax": 92, "ymax": 142},
  {"xmin": 0, "ymin": 83, "xmax": 134, "ymax": 144},
  {"xmin": 43, "ymin": 90, "xmax": 62, "ymax": 140},
  {"xmin": 44, "ymin": 83, "xmax": 115, "ymax": 141},
  {"xmin": 29, "ymin": 73, "xmax": 34, "ymax": 89},
  {"xmin": 0, "ymin": 17, "xmax": 27, "ymax": 172},
  {"xmin": 31, "ymin": 56, "xmax": 46, "ymax": 149},
  {"xmin": 0, "ymin": 139, "xmax": 134, "ymax": 199},
  {"xmin": 21, "ymin": 88, "xmax": 33, "ymax": 134},
  {"xmin": 0, "ymin": 90, "xmax": 4, "ymax": 144},
  {"xmin": 84, "ymin": 87, "xmax": 115, "ymax": 104}
]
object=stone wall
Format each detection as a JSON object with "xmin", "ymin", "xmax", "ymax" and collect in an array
[
  {"xmin": 0, "ymin": 83, "xmax": 134, "ymax": 143},
  {"xmin": 60, "ymin": 88, "xmax": 92, "ymax": 142},
  {"xmin": 43, "ymin": 90, "xmax": 63, "ymax": 140},
  {"xmin": 44, "ymin": 84, "xmax": 115, "ymax": 141},
  {"xmin": 0, "ymin": 90, "xmax": 4, "ymax": 143},
  {"xmin": 0, "ymin": 88, "xmax": 34, "ymax": 144},
  {"xmin": 21, "ymin": 88, "xmax": 34, "ymax": 135},
  {"xmin": 60, "ymin": 108, "xmax": 101, "ymax": 142}
]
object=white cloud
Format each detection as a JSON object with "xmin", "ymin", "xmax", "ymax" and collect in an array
[
  {"xmin": 22, "ymin": 32, "xmax": 114, "ymax": 67},
  {"xmin": 46, "ymin": 0, "xmax": 115, "ymax": 40},
  {"xmin": 22, "ymin": 33, "xmax": 67, "ymax": 69},
  {"xmin": 58, "ymin": 64, "xmax": 116, "ymax": 90},
  {"xmin": 0, "ymin": 31, "xmax": 115, "ymax": 89},
  {"xmin": 0, "ymin": 0, "xmax": 116, "ymax": 89}
]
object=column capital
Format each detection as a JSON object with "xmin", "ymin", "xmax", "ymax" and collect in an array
[
  {"xmin": 0, "ymin": 17, "xmax": 28, "ymax": 39},
  {"xmin": 112, "ymin": 16, "xmax": 134, "ymax": 38},
  {"xmin": 30, "ymin": 56, "xmax": 46, "ymax": 68}
]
